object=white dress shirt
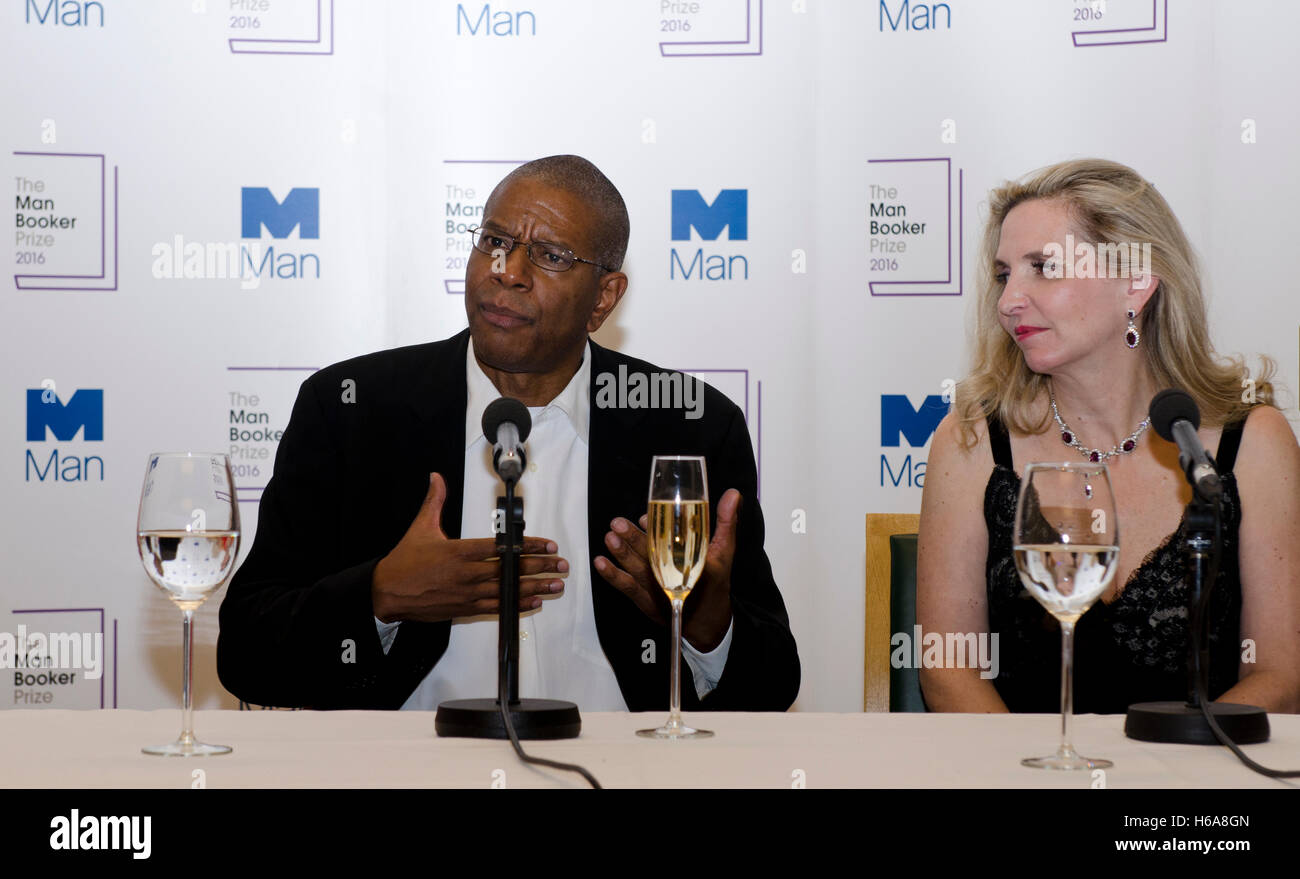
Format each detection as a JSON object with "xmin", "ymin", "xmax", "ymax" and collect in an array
[{"xmin": 376, "ymin": 339, "xmax": 733, "ymax": 710}]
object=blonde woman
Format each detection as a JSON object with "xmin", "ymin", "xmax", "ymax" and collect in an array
[{"xmin": 918, "ymin": 159, "xmax": 1300, "ymax": 714}]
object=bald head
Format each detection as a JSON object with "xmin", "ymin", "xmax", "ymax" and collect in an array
[{"xmin": 487, "ymin": 155, "xmax": 630, "ymax": 272}]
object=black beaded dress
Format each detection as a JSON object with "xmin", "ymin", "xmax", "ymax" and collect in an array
[{"xmin": 983, "ymin": 416, "xmax": 1245, "ymax": 713}]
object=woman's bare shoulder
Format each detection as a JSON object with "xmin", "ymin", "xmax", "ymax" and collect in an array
[
  {"xmin": 1233, "ymin": 405, "xmax": 1300, "ymax": 481},
  {"xmin": 1240, "ymin": 404, "xmax": 1298, "ymax": 442},
  {"xmin": 927, "ymin": 411, "xmax": 996, "ymax": 491}
]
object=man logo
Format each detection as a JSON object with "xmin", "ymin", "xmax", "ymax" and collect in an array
[
  {"xmin": 669, "ymin": 189, "xmax": 749, "ymax": 281},
  {"xmin": 241, "ymin": 187, "xmax": 320, "ymax": 239},
  {"xmin": 237, "ymin": 187, "xmax": 322, "ymax": 280},
  {"xmin": 25, "ymin": 388, "xmax": 105, "ymax": 482},
  {"xmin": 26, "ymin": 389, "xmax": 103, "ymax": 441},
  {"xmin": 671, "ymin": 189, "xmax": 747, "ymax": 241},
  {"xmin": 879, "ymin": 394, "xmax": 948, "ymax": 488},
  {"xmin": 881, "ymin": 394, "xmax": 948, "ymax": 447}
]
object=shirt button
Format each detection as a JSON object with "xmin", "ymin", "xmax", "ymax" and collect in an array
[
  {"xmin": 520, "ymin": 631, "xmax": 529, "ymax": 641},
  {"xmin": 528, "ymin": 461, "xmax": 538, "ymax": 473}
]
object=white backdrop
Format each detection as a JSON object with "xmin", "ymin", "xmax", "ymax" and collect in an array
[{"xmin": 2, "ymin": 0, "xmax": 1296, "ymax": 712}]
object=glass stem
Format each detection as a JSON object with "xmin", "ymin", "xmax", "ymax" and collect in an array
[
  {"xmin": 1059, "ymin": 619, "xmax": 1075, "ymax": 756},
  {"xmin": 181, "ymin": 609, "xmax": 195, "ymax": 746},
  {"xmin": 669, "ymin": 598, "xmax": 683, "ymax": 728}
]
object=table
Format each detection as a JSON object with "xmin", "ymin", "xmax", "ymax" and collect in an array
[{"xmin": 3, "ymin": 710, "xmax": 1298, "ymax": 788}]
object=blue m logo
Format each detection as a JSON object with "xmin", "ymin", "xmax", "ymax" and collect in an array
[
  {"xmin": 671, "ymin": 189, "xmax": 748, "ymax": 241},
  {"xmin": 241, "ymin": 187, "xmax": 320, "ymax": 239},
  {"xmin": 27, "ymin": 389, "xmax": 103, "ymax": 441},
  {"xmin": 881, "ymin": 394, "xmax": 948, "ymax": 447}
]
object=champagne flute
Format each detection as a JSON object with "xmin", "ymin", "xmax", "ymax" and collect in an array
[
  {"xmin": 637, "ymin": 456, "xmax": 714, "ymax": 740},
  {"xmin": 1014, "ymin": 462, "xmax": 1118, "ymax": 770},
  {"xmin": 137, "ymin": 453, "xmax": 240, "ymax": 756}
]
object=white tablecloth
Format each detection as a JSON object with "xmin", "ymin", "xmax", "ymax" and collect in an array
[{"xmin": 2, "ymin": 710, "xmax": 1297, "ymax": 788}]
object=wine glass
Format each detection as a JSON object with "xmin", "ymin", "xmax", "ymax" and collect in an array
[
  {"xmin": 637, "ymin": 456, "xmax": 714, "ymax": 740},
  {"xmin": 137, "ymin": 453, "xmax": 240, "ymax": 756},
  {"xmin": 1014, "ymin": 462, "xmax": 1118, "ymax": 770}
]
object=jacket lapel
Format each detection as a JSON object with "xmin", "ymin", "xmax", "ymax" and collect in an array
[{"xmin": 405, "ymin": 328, "xmax": 470, "ymax": 539}]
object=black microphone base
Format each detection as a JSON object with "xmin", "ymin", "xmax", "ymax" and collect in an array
[
  {"xmin": 1125, "ymin": 701, "xmax": 1269, "ymax": 745},
  {"xmin": 434, "ymin": 698, "xmax": 581, "ymax": 740}
]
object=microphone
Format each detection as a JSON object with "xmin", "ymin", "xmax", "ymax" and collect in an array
[
  {"xmin": 439, "ymin": 395, "xmax": 586, "ymax": 758},
  {"xmin": 1126, "ymin": 389, "xmax": 1273, "ymax": 753},
  {"xmin": 482, "ymin": 397, "xmax": 530, "ymax": 483},
  {"xmin": 1149, "ymin": 389, "xmax": 1221, "ymax": 500}
]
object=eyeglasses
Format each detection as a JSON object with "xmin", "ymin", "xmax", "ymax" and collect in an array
[{"xmin": 468, "ymin": 226, "xmax": 613, "ymax": 273}]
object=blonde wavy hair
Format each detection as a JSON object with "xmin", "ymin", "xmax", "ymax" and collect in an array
[{"xmin": 957, "ymin": 158, "xmax": 1274, "ymax": 447}]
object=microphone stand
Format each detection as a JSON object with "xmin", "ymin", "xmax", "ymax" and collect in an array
[
  {"xmin": 1124, "ymin": 471, "xmax": 1269, "ymax": 744},
  {"xmin": 434, "ymin": 473, "xmax": 581, "ymax": 740}
]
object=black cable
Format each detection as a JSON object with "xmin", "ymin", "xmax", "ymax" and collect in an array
[
  {"xmin": 496, "ymin": 660, "xmax": 602, "ymax": 789},
  {"xmin": 493, "ymin": 477, "xmax": 601, "ymax": 789},
  {"xmin": 1197, "ymin": 694, "xmax": 1300, "ymax": 778},
  {"xmin": 1195, "ymin": 510, "xmax": 1300, "ymax": 778}
]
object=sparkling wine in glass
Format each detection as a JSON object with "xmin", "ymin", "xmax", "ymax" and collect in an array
[
  {"xmin": 137, "ymin": 453, "xmax": 240, "ymax": 756},
  {"xmin": 1014, "ymin": 462, "xmax": 1118, "ymax": 770},
  {"xmin": 637, "ymin": 456, "xmax": 713, "ymax": 740}
]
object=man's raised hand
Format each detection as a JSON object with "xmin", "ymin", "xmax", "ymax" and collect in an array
[
  {"xmin": 594, "ymin": 488, "xmax": 740, "ymax": 652},
  {"xmin": 371, "ymin": 473, "xmax": 567, "ymax": 623}
]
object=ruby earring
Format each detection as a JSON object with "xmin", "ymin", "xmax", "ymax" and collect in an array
[{"xmin": 1125, "ymin": 309, "xmax": 1140, "ymax": 349}]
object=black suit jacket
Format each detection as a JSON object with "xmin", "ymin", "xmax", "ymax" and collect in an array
[{"xmin": 216, "ymin": 329, "xmax": 800, "ymax": 711}]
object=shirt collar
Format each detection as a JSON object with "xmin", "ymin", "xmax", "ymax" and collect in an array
[{"xmin": 464, "ymin": 337, "xmax": 591, "ymax": 449}]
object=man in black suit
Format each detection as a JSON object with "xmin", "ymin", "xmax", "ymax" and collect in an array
[{"xmin": 217, "ymin": 155, "xmax": 799, "ymax": 711}]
